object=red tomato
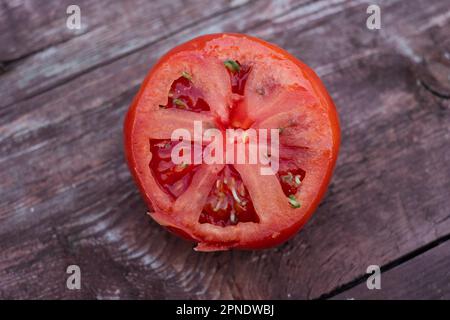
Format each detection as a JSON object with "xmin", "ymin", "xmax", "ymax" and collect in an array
[{"xmin": 124, "ymin": 33, "xmax": 340, "ymax": 251}]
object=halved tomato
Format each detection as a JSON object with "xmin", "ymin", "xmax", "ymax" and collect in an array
[{"xmin": 124, "ymin": 33, "xmax": 340, "ymax": 251}]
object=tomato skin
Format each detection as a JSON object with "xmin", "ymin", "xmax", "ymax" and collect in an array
[{"xmin": 124, "ymin": 33, "xmax": 340, "ymax": 251}]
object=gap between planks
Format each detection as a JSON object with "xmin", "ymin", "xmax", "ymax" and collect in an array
[{"xmin": 317, "ymin": 232, "xmax": 450, "ymax": 299}]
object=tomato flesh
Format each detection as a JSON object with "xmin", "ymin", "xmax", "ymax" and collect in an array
[
  {"xmin": 125, "ymin": 33, "xmax": 341, "ymax": 251},
  {"xmin": 149, "ymin": 77, "xmax": 212, "ymax": 198},
  {"xmin": 149, "ymin": 60, "xmax": 311, "ymax": 226},
  {"xmin": 150, "ymin": 136, "xmax": 260, "ymax": 226},
  {"xmin": 228, "ymin": 62, "xmax": 253, "ymax": 129},
  {"xmin": 150, "ymin": 68, "xmax": 260, "ymax": 225}
]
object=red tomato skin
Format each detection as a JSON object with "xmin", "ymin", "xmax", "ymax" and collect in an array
[{"xmin": 124, "ymin": 33, "xmax": 340, "ymax": 251}]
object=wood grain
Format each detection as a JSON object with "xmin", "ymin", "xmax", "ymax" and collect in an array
[
  {"xmin": 0, "ymin": 0, "xmax": 449, "ymax": 299},
  {"xmin": 0, "ymin": 0, "xmax": 300, "ymax": 109},
  {"xmin": 332, "ymin": 239, "xmax": 450, "ymax": 300}
]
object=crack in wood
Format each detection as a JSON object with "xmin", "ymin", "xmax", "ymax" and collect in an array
[
  {"xmin": 317, "ymin": 232, "xmax": 450, "ymax": 299},
  {"xmin": 419, "ymin": 79, "xmax": 450, "ymax": 100}
]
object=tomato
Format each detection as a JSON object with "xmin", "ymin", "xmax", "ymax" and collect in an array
[{"xmin": 124, "ymin": 33, "xmax": 340, "ymax": 251}]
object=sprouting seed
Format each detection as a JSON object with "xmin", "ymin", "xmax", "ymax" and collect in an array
[
  {"xmin": 230, "ymin": 185, "xmax": 242, "ymax": 204},
  {"xmin": 288, "ymin": 195, "xmax": 301, "ymax": 208},
  {"xmin": 237, "ymin": 182, "xmax": 246, "ymax": 197},
  {"xmin": 294, "ymin": 175, "xmax": 301, "ymax": 186},
  {"xmin": 227, "ymin": 178, "xmax": 242, "ymax": 204},
  {"xmin": 281, "ymin": 172, "xmax": 293, "ymax": 183},
  {"xmin": 175, "ymin": 162, "xmax": 188, "ymax": 172},
  {"xmin": 173, "ymin": 98, "xmax": 187, "ymax": 109},
  {"xmin": 224, "ymin": 59, "xmax": 240, "ymax": 73},
  {"xmin": 213, "ymin": 193, "xmax": 226, "ymax": 212},
  {"xmin": 213, "ymin": 199, "xmax": 223, "ymax": 212},
  {"xmin": 220, "ymin": 198, "xmax": 228, "ymax": 210},
  {"xmin": 181, "ymin": 71, "xmax": 192, "ymax": 81},
  {"xmin": 230, "ymin": 211, "xmax": 238, "ymax": 224}
]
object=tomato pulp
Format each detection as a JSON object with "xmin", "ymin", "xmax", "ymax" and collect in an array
[{"xmin": 124, "ymin": 33, "xmax": 340, "ymax": 251}]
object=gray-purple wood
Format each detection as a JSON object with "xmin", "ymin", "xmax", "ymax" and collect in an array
[
  {"xmin": 333, "ymin": 240, "xmax": 450, "ymax": 300},
  {"xmin": 0, "ymin": 0, "xmax": 449, "ymax": 299}
]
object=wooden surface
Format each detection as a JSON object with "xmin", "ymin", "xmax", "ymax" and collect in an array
[
  {"xmin": 0, "ymin": 0, "xmax": 449, "ymax": 299},
  {"xmin": 333, "ymin": 239, "xmax": 450, "ymax": 300}
]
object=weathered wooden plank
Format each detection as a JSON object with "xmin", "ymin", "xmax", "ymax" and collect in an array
[
  {"xmin": 0, "ymin": 0, "xmax": 250, "ymax": 61},
  {"xmin": 246, "ymin": 0, "xmax": 450, "ymax": 299},
  {"xmin": 0, "ymin": 0, "xmax": 89, "ymax": 60},
  {"xmin": 0, "ymin": 0, "xmax": 314, "ymax": 299},
  {"xmin": 0, "ymin": 0, "xmax": 302, "ymax": 108},
  {"xmin": 0, "ymin": 0, "xmax": 241, "ymax": 105},
  {"xmin": 0, "ymin": 0, "xmax": 449, "ymax": 299},
  {"xmin": 332, "ymin": 239, "xmax": 450, "ymax": 300},
  {"xmin": 0, "ymin": 0, "xmax": 309, "ymax": 134}
]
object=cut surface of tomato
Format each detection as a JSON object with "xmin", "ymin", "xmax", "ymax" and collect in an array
[{"xmin": 125, "ymin": 33, "xmax": 340, "ymax": 251}]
